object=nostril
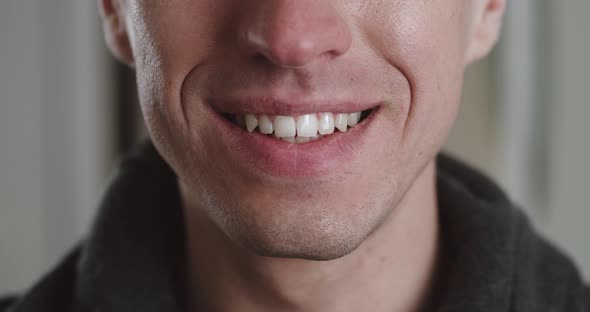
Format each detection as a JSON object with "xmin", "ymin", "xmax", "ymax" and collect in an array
[
  {"xmin": 237, "ymin": 1, "xmax": 352, "ymax": 69},
  {"xmin": 250, "ymin": 43, "xmax": 315, "ymax": 69}
]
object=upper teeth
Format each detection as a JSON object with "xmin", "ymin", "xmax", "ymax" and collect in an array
[{"xmin": 240, "ymin": 112, "xmax": 362, "ymax": 143}]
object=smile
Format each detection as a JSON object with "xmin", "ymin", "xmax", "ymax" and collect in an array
[
  {"xmin": 206, "ymin": 97, "xmax": 382, "ymax": 178},
  {"xmin": 222, "ymin": 110, "xmax": 372, "ymax": 144}
]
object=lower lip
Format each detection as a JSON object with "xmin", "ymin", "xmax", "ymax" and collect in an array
[{"xmin": 208, "ymin": 106, "xmax": 381, "ymax": 178}]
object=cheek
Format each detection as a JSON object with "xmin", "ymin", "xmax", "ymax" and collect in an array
[
  {"xmin": 127, "ymin": 1, "xmax": 230, "ymax": 170},
  {"xmin": 362, "ymin": 2, "xmax": 468, "ymax": 158},
  {"xmin": 128, "ymin": 1, "xmax": 228, "ymax": 119}
]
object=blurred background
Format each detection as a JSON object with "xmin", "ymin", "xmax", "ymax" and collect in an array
[{"xmin": 1, "ymin": 0, "xmax": 589, "ymax": 294}]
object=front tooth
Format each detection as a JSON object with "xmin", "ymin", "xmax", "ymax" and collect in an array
[
  {"xmin": 347, "ymin": 112, "xmax": 361, "ymax": 127},
  {"xmin": 281, "ymin": 137, "xmax": 296, "ymax": 143},
  {"xmin": 297, "ymin": 114, "xmax": 319, "ymax": 137},
  {"xmin": 274, "ymin": 116, "xmax": 296, "ymax": 137},
  {"xmin": 245, "ymin": 114, "xmax": 258, "ymax": 132},
  {"xmin": 318, "ymin": 113, "xmax": 335, "ymax": 135},
  {"xmin": 259, "ymin": 115, "xmax": 273, "ymax": 134},
  {"xmin": 296, "ymin": 136, "xmax": 312, "ymax": 143},
  {"xmin": 335, "ymin": 113, "xmax": 348, "ymax": 132}
]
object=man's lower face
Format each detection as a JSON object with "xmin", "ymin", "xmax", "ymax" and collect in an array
[
  {"xmin": 155, "ymin": 75, "xmax": 448, "ymax": 260},
  {"xmin": 131, "ymin": 0, "xmax": 467, "ymax": 260},
  {"xmin": 167, "ymin": 97, "xmax": 393, "ymax": 258},
  {"xmin": 181, "ymin": 97, "xmax": 411, "ymax": 260}
]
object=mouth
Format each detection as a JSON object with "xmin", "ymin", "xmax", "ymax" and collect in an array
[
  {"xmin": 206, "ymin": 98, "xmax": 382, "ymax": 178},
  {"xmin": 220, "ymin": 109, "xmax": 374, "ymax": 144}
]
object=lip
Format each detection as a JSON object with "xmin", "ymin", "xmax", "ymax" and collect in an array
[
  {"xmin": 206, "ymin": 99, "xmax": 382, "ymax": 179},
  {"xmin": 209, "ymin": 96, "xmax": 379, "ymax": 116}
]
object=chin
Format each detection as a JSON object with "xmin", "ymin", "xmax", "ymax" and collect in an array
[
  {"xmin": 251, "ymin": 242, "xmax": 362, "ymax": 262},
  {"xmin": 238, "ymin": 227, "xmax": 368, "ymax": 261},
  {"xmin": 214, "ymin": 195, "xmax": 387, "ymax": 261}
]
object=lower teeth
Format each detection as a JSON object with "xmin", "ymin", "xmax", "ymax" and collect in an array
[{"xmin": 280, "ymin": 135, "xmax": 324, "ymax": 143}]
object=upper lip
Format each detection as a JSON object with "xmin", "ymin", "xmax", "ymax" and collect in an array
[{"xmin": 208, "ymin": 96, "xmax": 380, "ymax": 116}]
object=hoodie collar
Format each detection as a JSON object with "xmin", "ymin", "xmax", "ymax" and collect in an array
[{"xmin": 75, "ymin": 141, "xmax": 187, "ymax": 312}]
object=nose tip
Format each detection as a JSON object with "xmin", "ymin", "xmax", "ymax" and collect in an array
[
  {"xmin": 245, "ymin": 30, "xmax": 342, "ymax": 68},
  {"xmin": 238, "ymin": 1, "xmax": 352, "ymax": 68}
]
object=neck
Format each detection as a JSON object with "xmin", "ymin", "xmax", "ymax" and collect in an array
[{"xmin": 182, "ymin": 161, "xmax": 440, "ymax": 312}]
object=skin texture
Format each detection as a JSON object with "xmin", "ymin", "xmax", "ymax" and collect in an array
[{"xmin": 99, "ymin": 0, "xmax": 505, "ymax": 311}]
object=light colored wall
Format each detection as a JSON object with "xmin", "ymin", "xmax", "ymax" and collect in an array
[
  {"xmin": 447, "ymin": 0, "xmax": 590, "ymax": 281},
  {"xmin": 0, "ymin": 0, "xmax": 43, "ymax": 294},
  {"xmin": 0, "ymin": 0, "xmax": 115, "ymax": 294},
  {"xmin": 446, "ymin": 59, "xmax": 501, "ymax": 182},
  {"xmin": 39, "ymin": 0, "xmax": 116, "ymax": 269},
  {"xmin": 544, "ymin": 0, "xmax": 590, "ymax": 280}
]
